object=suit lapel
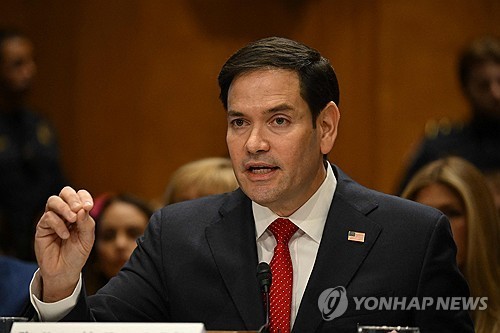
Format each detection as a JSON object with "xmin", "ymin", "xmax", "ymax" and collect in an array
[
  {"xmin": 293, "ymin": 167, "xmax": 382, "ymax": 333},
  {"xmin": 205, "ymin": 190, "xmax": 265, "ymax": 330}
]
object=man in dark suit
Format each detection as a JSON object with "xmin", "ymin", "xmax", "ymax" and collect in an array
[{"xmin": 31, "ymin": 37, "xmax": 474, "ymax": 332}]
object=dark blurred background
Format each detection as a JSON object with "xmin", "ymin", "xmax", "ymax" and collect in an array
[{"xmin": 1, "ymin": 0, "xmax": 499, "ymax": 202}]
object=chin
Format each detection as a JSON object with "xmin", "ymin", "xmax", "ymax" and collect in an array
[{"xmin": 248, "ymin": 191, "xmax": 280, "ymax": 207}]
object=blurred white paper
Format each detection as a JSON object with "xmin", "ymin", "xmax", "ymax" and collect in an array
[{"xmin": 10, "ymin": 322, "xmax": 206, "ymax": 333}]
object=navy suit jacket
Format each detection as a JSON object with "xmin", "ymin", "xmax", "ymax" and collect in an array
[{"xmin": 65, "ymin": 165, "xmax": 474, "ymax": 332}]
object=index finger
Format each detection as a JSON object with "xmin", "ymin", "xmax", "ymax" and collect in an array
[
  {"xmin": 77, "ymin": 189, "xmax": 93, "ymax": 211},
  {"xmin": 59, "ymin": 186, "xmax": 91, "ymax": 213},
  {"xmin": 45, "ymin": 194, "xmax": 77, "ymax": 223}
]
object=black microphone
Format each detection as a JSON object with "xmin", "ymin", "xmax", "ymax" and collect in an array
[{"xmin": 257, "ymin": 262, "xmax": 272, "ymax": 333}]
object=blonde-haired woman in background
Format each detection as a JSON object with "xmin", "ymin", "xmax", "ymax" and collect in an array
[
  {"xmin": 164, "ymin": 157, "xmax": 239, "ymax": 205},
  {"xmin": 401, "ymin": 156, "xmax": 499, "ymax": 333}
]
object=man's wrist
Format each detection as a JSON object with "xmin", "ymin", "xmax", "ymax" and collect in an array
[
  {"xmin": 40, "ymin": 272, "xmax": 80, "ymax": 303},
  {"xmin": 31, "ymin": 269, "xmax": 82, "ymax": 322}
]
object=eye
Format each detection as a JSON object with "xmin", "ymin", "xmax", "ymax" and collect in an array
[
  {"xmin": 272, "ymin": 117, "xmax": 289, "ymax": 126},
  {"xmin": 449, "ymin": 211, "xmax": 463, "ymax": 218},
  {"xmin": 100, "ymin": 229, "xmax": 116, "ymax": 242},
  {"xmin": 13, "ymin": 59, "xmax": 24, "ymax": 68},
  {"xmin": 442, "ymin": 208, "xmax": 464, "ymax": 219},
  {"xmin": 230, "ymin": 118, "xmax": 247, "ymax": 127},
  {"xmin": 127, "ymin": 227, "xmax": 144, "ymax": 240}
]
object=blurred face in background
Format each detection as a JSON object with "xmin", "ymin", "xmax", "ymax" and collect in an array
[
  {"xmin": 96, "ymin": 201, "xmax": 149, "ymax": 278},
  {"xmin": 466, "ymin": 61, "xmax": 500, "ymax": 120},
  {"xmin": 0, "ymin": 36, "xmax": 36, "ymax": 96},
  {"xmin": 413, "ymin": 183, "xmax": 467, "ymax": 270}
]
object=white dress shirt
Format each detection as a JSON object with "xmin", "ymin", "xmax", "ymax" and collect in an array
[
  {"xmin": 30, "ymin": 164, "xmax": 337, "ymax": 324},
  {"xmin": 254, "ymin": 162, "xmax": 336, "ymax": 328}
]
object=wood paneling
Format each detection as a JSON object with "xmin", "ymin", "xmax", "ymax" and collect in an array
[{"xmin": 1, "ymin": 0, "xmax": 499, "ymax": 202}]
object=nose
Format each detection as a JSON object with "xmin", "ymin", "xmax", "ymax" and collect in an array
[
  {"xmin": 22, "ymin": 59, "xmax": 36, "ymax": 81},
  {"xmin": 114, "ymin": 232, "xmax": 131, "ymax": 250},
  {"xmin": 245, "ymin": 125, "xmax": 270, "ymax": 154}
]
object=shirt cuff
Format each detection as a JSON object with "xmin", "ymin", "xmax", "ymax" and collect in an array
[{"xmin": 30, "ymin": 269, "xmax": 82, "ymax": 322}]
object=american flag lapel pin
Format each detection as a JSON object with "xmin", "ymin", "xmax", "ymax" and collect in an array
[{"xmin": 347, "ymin": 230, "xmax": 365, "ymax": 243}]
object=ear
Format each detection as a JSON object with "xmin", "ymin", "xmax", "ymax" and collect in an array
[{"xmin": 318, "ymin": 101, "xmax": 340, "ymax": 155}]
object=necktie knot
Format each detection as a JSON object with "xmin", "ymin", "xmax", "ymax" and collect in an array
[{"xmin": 268, "ymin": 218, "xmax": 298, "ymax": 246}]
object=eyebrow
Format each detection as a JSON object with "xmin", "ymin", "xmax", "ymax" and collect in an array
[
  {"xmin": 268, "ymin": 103, "xmax": 294, "ymax": 113},
  {"xmin": 227, "ymin": 103, "xmax": 295, "ymax": 117}
]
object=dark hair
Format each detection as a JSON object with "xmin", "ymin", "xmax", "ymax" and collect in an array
[
  {"xmin": 458, "ymin": 35, "xmax": 500, "ymax": 89},
  {"xmin": 92, "ymin": 193, "xmax": 154, "ymax": 224},
  {"xmin": 218, "ymin": 37, "xmax": 340, "ymax": 127}
]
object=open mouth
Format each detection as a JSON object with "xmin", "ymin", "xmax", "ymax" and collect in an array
[{"xmin": 247, "ymin": 165, "xmax": 279, "ymax": 174}]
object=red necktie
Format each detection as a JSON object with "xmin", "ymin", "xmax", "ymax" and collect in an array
[{"xmin": 268, "ymin": 218, "xmax": 298, "ymax": 333}]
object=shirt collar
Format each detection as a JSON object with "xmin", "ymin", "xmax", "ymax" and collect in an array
[{"xmin": 253, "ymin": 163, "xmax": 337, "ymax": 244}]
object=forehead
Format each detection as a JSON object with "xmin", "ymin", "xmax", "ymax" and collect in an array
[
  {"xmin": 1, "ymin": 37, "xmax": 33, "ymax": 59},
  {"xmin": 227, "ymin": 68, "xmax": 302, "ymax": 110},
  {"xmin": 416, "ymin": 183, "xmax": 463, "ymax": 206},
  {"xmin": 100, "ymin": 202, "xmax": 148, "ymax": 226}
]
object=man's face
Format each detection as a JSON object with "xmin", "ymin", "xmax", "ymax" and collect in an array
[
  {"xmin": 465, "ymin": 61, "xmax": 500, "ymax": 120},
  {"xmin": 0, "ymin": 37, "xmax": 36, "ymax": 95},
  {"xmin": 226, "ymin": 68, "xmax": 337, "ymax": 216}
]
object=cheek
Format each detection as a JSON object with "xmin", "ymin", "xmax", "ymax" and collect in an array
[
  {"xmin": 293, "ymin": 133, "xmax": 320, "ymax": 162},
  {"xmin": 449, "ymin": 217, "xmax": 467, "ymax": 247},
  {"xmin": 125, "ymin": 238, "xmax": 138, "ymax": 250},
  {"xmin": 226, "ymin": 136, "xmax": 241, "ymax": 155},
  {"xmin": 126, "ymin": 243, "xmax": 138, "ymax": 256},
  {"xmin": 97, "ymin": 242, "xmax": 115, "ymax": 261}
]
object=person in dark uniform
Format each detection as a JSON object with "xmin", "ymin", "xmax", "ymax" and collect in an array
[
  {"xmin": 398, "ymin": 35, "xmax": 500, "ymax": 194},
  {"xmin": 0, "ymin": 28, "xmax": 67, "ymax": 261}
]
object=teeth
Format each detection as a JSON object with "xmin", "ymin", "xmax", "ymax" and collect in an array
[
  {"xmin": 250, "ymin": 167, "xmax": 273, "ymax": 174},
  {"xmin": 252, "ymin": 168, "xmax": 271, "ymax": 174}
]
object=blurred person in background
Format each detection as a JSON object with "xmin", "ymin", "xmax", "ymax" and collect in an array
[
  {"xmin": 0, "ymin": 253, "xmax": 37, "ymax": 316},
  {"xmin": 398, "ymin": 35, "xmax": 500, "ymax": 198},
  {"xmin": 0, "ymin": 210, "xmax": 37, "ymax": 316},
  {"xmin": 163, "ymin": 157, "xmax": 238, "ymax": 205},
  {"xmin": 0, "ymin": 27, "xmax": 66, "ymax": 261},
  {"xmin": 84, "ymin": 193, "xmax": 153, "ymax": 295},
  {"xmin": 401, "ymin": 156, "xmax": 500, "ymax": 333}
]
